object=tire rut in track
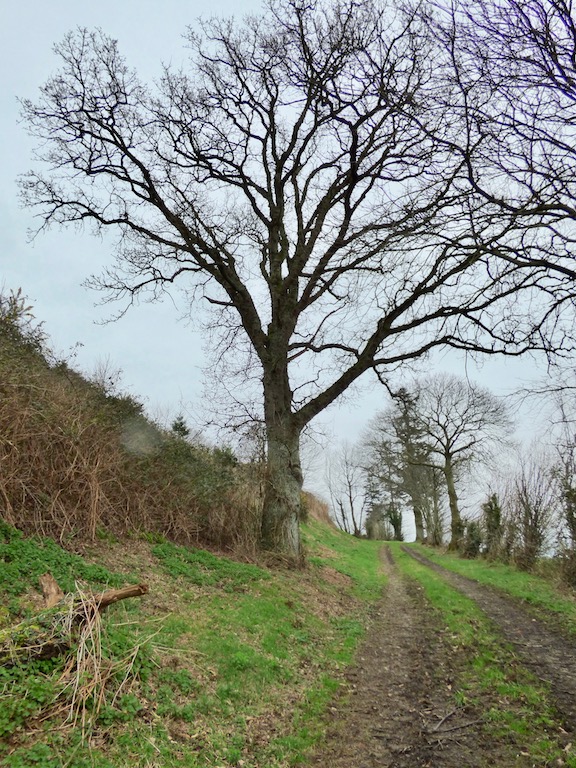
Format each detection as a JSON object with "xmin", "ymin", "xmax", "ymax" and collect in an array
[
  {"xmin": 307, "ymin": 547, "xmax": 500, "ymax": 768},
  {"xmin": 403, "ymin": 545, "xmax": 576, "ymax": 735}
]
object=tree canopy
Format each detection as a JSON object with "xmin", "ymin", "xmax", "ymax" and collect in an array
[{"xmin": 20, "ymin": 0, "xmax": 576, "ymax": 556}]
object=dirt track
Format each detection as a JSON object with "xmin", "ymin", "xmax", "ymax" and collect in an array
[
  {"xmin": 308, "ymin": 547, "xmax": 506, "ymax": 767},
  {"xmin": 308, "ymin": 546, "xmax": 576, "ymax": 768},
  {"xmin": 405, "ymin": 546, "xmax": 576, "ymax": 733}
]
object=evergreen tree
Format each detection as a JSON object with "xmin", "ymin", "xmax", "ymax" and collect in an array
[
  {"xmin": 171, "ymin": 415, "xmax": 190, "ymax": 439},
  {"xmin": 482, "ymin": 493, "xmax": 503, "ymax": 559}
]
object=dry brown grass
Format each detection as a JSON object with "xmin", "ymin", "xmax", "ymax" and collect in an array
[
  {"xmin": 303, "ymin": 491, "xmax": 335, "ymax": 527},
  {"xmin": 0, "ymin": 308, "xmax": 263, "ymax": 552}
]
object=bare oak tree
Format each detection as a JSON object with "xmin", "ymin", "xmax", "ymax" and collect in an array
[
  {"xmin": 20, "ymin": 1, "xmax": 570, "ymax": 557},
  {"xmin": 409, "ymin": 374, "xmax": 511, "ymax": 548}
]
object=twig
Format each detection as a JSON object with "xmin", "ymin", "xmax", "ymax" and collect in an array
[
  {"xmin": 432, "ymin": 708, "xmax": 457, "ymax": 732},
  {"xmin": 434, "ymin": 719, "xmax": 483, "ymax": 735}
]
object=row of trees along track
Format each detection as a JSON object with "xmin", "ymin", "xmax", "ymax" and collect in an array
[
  {"xmin": 360, "ymin": 374, "xmax": 511, "ymax": 549},
  {"xmin": 20, "ymin": 0, "xmax": 576, "ymax": 557}
]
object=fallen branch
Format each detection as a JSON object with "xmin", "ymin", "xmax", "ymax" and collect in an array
[
  {"xmin": 434, "ymin": 719, "xmax": 483, "ymax": 734},
  {"xmin": 432, "ymin": 708, "xmax": 457, "ymax": 732},
  {"xmin": 96, "ymin": 583, "xmax": 149, "ymax": 609},
  {"xmin": 0, "ymin": 574, "xmax": 149, "ymax": 665}
]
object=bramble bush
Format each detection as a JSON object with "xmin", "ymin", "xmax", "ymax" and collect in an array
[{"xmin": 0, "ymin": 290, "xmax": 262, "ymax": 552}]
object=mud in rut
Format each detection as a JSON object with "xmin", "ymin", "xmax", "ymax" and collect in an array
[
  {"xmin": 404, "ymin": 545, "xmax": 576, "ymax": 734},
  {"xmin": 308, "ymin": 548, "xmax": 502, "ymax": 768}
]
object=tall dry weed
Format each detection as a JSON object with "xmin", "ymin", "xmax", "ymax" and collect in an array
[
  {"xmin": 302, "ymin": 491, "xmax": 334, "ymax": 527},
  {"xmin": 0, "ymin": 308, "xmax": 263, "ymax": 550}
]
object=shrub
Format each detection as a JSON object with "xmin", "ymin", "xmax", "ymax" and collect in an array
[{"xmin": 0, "ymin": 291, "xmax": 263, "ymax": 553}]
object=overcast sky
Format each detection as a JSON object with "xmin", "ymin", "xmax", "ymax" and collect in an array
[
  {"xmin": 1, "ymin": 0, "xmax": 263, "ymax": 424},
  {"xmin": 0, "ymin": 0, "xmax": 549, "ymax": 487}
]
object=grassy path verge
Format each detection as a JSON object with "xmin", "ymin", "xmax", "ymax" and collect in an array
[
  {"xmin": 407, "ymin": 544, "xmax": 576, "ymax": 635},
  {"xmin": 392, "ymin": 544, "xmax": 576, "ymax": 767}
]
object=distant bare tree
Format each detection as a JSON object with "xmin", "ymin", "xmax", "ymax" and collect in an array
[
  {"xmin": 516, "ymin": 370, "xmax": 576, "ymax": 556},
  {"xmin": 537, "ymin": 377, "xmax": 576, "ymax": 582},
  {"xmin": 410, "ymin": 374, "xmax": 512, "ymax": 549},
  {"xmin": 326, "ymin": 443, "xmax": 367, "ymax": 537},
  {"xmin": 508, "ymin": 452, "xmax": 559, "ymax": 570}
]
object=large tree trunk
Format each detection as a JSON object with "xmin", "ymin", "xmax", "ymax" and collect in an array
[
  {"xmin": 260, "ymin": 419, "xmax": 303, "ymax": 558},
  {"xmin": 445, "ymin": 457, "xmax": 463, "ymax": 550},
  {"xmin": 260, "ymin": 360, "xmax": 303, "ymax": 559}
]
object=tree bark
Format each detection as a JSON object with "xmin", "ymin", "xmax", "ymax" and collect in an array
[
  {"xmin": 260, "ymin": 390, "xmax": 303, "ymax": 559},
  {"xmin": 259, "ymin": 303, "xmax": 304, "ymax": 559},
  {"xmin": 411, "ymin": 499, "xmax": 425, "ymax": 543},
  {"xmin": 430, "ymin": 479, "xmax": 443, "ymax": 546},
  {"xmin": 444, "ymin": 457, "xmax": 463, "ymax": 550},
  {"xmin": 96, "ymin": 583, "xmax": 149, "ymax": 608}
]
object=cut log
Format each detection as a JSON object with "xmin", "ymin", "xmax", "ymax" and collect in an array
[{"xmin": 0, "ymin": 576, "xmax": 149, "ymax": 666}]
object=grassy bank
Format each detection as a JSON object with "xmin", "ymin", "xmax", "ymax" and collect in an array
[{"xmin": 0, "ymin": 520, "xmax": 384, "ymax": 768}]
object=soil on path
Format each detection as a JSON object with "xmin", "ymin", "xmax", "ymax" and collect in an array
[
  {"xmin": 404, "ymin": 545, "xmax": 576, "ymax": 735},
  {"xmin": 307, "ymin": 547, "xmax": 506, "ymax": 768}
]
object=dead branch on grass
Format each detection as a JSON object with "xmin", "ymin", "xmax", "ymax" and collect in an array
[
  {"xmin": 426, "ymin": 709, "xmax": 484, "ymax": 739},
  {"xmin": 0, "ymin": 575, "xmax": 148, "ymax": 665}
]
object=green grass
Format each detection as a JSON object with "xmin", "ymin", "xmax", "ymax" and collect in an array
[
  {"xmin": 302, "ymin": 518, "xmax": 386, "ymax": 600},
  {"xmin": 408, "ymin": 543, "xmax": 576, "ymax": 635},
  {"xmin": 0, "ymin": 520, "xmax": 384, "ymax": 768},
  {"xmin": 0, "ymin": 521, "xmax": 126, "ymax": 608},
  {"xmin": 151, "ymin": 540, "xmax": 268, "ymax": 589},
  {"xmin": 6, "ymin": 520, "xmax": 576, "ymax": 767},
  {"xmin": 392, "ymin": 544, "xmax": 576, "ymax": 767}
]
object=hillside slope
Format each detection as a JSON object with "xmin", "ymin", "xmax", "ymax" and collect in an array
[
  {"xmin": 0, "ymin": 291, "xmax": 262, "ymax": 550},
  {"xmin": 5, "ymin": 525, "xmax": 576, "ymax": 766}
]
